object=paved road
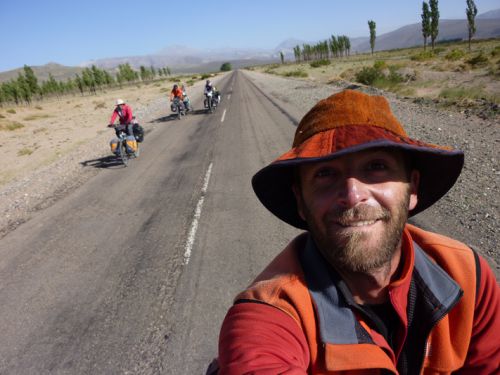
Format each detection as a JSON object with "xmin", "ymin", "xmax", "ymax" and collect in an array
[{"xmin": 0, "ymin": 71, "xmax": 302, "ymax": 374}]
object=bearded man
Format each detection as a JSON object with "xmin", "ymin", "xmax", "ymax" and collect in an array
[{"xmin": 211, "ymin": 90, "xmax": 499, "ymax": 374}]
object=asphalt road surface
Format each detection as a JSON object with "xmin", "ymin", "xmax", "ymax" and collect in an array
[{"xmin": 0, "ymin": 71, "xmax": 304, "ymax": 374}]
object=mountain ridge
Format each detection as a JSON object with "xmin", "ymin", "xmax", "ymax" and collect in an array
[{"xmin": 1, "ymin": 9, "xmax": 499, "ymax": 81}]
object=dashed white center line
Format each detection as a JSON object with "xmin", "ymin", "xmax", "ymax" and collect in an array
[
  {"xmin": 183, "ymin": 162, "xmax": 213, "ymax": 265},
  {"xmin": 221, "ymin": 109, "xmax": 227, "ymax": 123}
]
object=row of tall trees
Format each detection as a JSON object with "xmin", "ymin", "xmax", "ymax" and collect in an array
[
  {"xmin": 368, "ymin": 1, "xmax": 479, "ymax": 54},
  {"xmin": 0, "ymin": 64, "xmax": 172, "ymax": 106},
  {"xmin": 421, "ymin": 0, "xmax": 440, "ymax": 50},
  {"xmin": 293, "ymin": 35, "xmax": 351, "ymax": 63},
  {"xmin": 421, "ymin": 0, "xmax": 478, "ymax": 52}
]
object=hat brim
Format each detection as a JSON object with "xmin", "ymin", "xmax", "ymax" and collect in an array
[{"xmin": 252, "ymin": 139, "xmax": 464, "ymax": 230}]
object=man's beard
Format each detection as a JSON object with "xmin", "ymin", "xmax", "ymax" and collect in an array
[{"xmin": 305, "ymin": 191, "xmax": 411, "ymax": 273}]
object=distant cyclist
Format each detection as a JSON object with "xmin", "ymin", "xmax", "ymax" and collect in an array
[
  {"xmin": 170, "ymin": 84, "xmax": 184, "ymax": 102},
  {"xmin": 181, "ymin": 84, "xmax": 191, "ymax": 111},
  {"xmin": 108, "ymin": 98, "xmax": 134, "ymax": 136},
  {"xmin": 204, "ymin": 80, "xmax": 221, "ymax": 105}
]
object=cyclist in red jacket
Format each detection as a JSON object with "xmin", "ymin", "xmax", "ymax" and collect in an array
[{"xmin": 108, "ymin": 98, "xmax": 134, "ymax": 136}]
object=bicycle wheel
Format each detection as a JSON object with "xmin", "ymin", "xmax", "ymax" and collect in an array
[{"xmin": 119, "ymin": 141, "xmax": 129, "ymax": 166}]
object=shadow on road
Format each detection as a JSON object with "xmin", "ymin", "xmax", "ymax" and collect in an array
[
  {"xmin": 150, "ymin": 109, "xmax": 214, "ymax": 123},
  {"xmin": 80, "ymin": 155, "xmax": 126, "ymax": 169}
]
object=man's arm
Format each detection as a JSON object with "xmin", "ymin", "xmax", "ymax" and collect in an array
[
  {"xmin": 218, "ymin": 302, "xmax": 310, "ymax": 375},
  {"xmin": 459, "ymin": 255, "xmax": 500, "ymax": 373},
  {"xmin": 109, "ymin": 110, "xmax": 117, "ymax": 125}
]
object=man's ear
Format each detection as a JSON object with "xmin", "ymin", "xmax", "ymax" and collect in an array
[
  {"xmin": 292, "ymin": 183, "xmax": 306, "ymax": 221},
  {"xmin": 409, "ymin": 170, "xmax": 420, "ymax": 210}
]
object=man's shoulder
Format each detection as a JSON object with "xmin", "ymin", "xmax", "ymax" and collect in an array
[
  {"xmin": 406, "ymin": 224, "xmax": 477, "ymax": 281},
  {"xmin": 235, "ymin": 232, "xmax": 313, "ymax": 324},
  {"xmin": 406, "ymin": 223, "xmax": 471, "ymax": 253},
  {"xmin": 236, "ymin": 233, "xmax": 309, "ymax": 300}
]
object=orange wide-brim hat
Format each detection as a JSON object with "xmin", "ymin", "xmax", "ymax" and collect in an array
[{"xmin": 252, "ymin": 89, "xmax": 464, "ymax": 230}]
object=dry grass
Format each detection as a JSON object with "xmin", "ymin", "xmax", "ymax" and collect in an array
[
  {"xmin": 252, "ymin": 38, "xmax": 500, "ymax": 107},
  {"xmin": 17, "ymin": 147, "xmax": 34, "ymax": 156},
  {"xmin": 93, "ymin": 101, "xmax": 106, "ymax": 109},
  {"xmin": 33, "ymin": 127, "xmax": 48, "ymax": 134},
  {"xmin": 23, "ymin": 114, "xmax": 51, "ymax": 121},
  {"xmin": 0, "ymin": 120, "xmax": 24, "ymax": 131}
]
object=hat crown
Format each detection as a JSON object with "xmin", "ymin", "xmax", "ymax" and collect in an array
[{"xmin": 293, "ymin": 90, "xmax": 407, "ymax": 147}]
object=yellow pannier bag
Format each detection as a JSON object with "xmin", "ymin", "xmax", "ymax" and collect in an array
[
  {"xmin": 126, "ymin": 136, "xmax": 137, "ymax": 153},
  {"xmin": 110, "ymin": 138, "xmax": 119, "ymax": 154}
]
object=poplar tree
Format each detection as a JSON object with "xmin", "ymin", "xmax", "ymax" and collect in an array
[
  {"xmin": 23, "ymin": 65, "xmax": 39, "ymax": 99},
  {"xmin": 17, "ymin": 73, "xmax": 32, "ymax": 104},
  {"xmin": 429, "ymin": 0, "xmax": 439, "ymax": 50},
  {"xmin": 293, "ymin": 45, "xmax": 301, "ymax": 63},
  {"xmin": 368, "ymin": 20, "xmax": 376, "ymax": 55},
  {"xmin": 74, "ymin": 74, "xmax": 84, "ymax": 96},
  {"xmin": 466, "ymin": 0, "xmax": 478, "ymax": 51},
  {"xmin": 421, "ymin": 2, "xmax": 431, "ymax": 51}
]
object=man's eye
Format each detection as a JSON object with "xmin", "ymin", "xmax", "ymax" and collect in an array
[
  {"xmin": 315, "ymin": 168, "xmax": 337, "ymax": 178},
  {"xmin": 367, "ymin": 161, "xmax": 388, "ymax": 171}
]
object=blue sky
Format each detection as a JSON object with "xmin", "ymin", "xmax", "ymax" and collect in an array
[{"xmin": 1, "ymin": 0, "xmax": 499, "ymax": 72}]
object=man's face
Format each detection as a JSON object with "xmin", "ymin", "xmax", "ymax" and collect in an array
[{"xmin": 293, "ymin": 149, "xmax": 419, "ymax": 273}]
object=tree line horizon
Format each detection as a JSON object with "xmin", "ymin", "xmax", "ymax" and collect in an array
[
  {"xmin": 289, "ymin": 0, "xmax": 479, "ymax": 62},
  {"xmin": 0, "ymin": 0, "xmax": 482, "ymax": 106}
]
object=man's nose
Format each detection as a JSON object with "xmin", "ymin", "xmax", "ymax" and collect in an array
[{"xmin": 336, "ymin": 177, "xmax": 369, "ymax": 208}]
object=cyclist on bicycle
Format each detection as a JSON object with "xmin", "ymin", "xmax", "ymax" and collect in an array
[{"xmin": 108, "ymin": 98, "xmax": 134, "ymax": 136}]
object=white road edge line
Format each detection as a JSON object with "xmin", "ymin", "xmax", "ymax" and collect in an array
[
  {"xmin": 221, "ymin": 109, "xmax": 227, "ymax": 123},
  {"xmin": 183, "ymin": 162, "xmax": 213, "ymax": 265},
  {"xmin": 228, "ymin": 94, "xmax": 231, "ymax": 100}
]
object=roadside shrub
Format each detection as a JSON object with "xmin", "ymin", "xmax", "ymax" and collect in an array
[
  {"xmin": 0, "ymin": 114, "xmax": 5, "ymax": 119},
  {"xmin": 6, "ymin": 109, "xmax": 16, "ymax": 114},
  {"xmin": 445, "ymin": 49, "xmax": 465, "ymax": 61},
  {"xmin": 266, "ymin": 64, "xmax": 280, "ymax": 70},
  {"xmin": 467, "ymin": 52, "xmax": 489, "ymax": 67},
  {"xmin": 35, "ymin": 105, "xmax": 43, "ymax": 110},
  {"xmin": 410, "ymin": 51, "xmax": 435, "ymax": 61},
  {"xmin": 387, "ymin": 66, "xmax": 404, "ymax": 83},
  {"xmin": 373, "ymin": 60, "xmax": 387, "ymax": 70},
  {"xmin": 186, "ymin": 79, "xmax": 195, "ymax": 86},
  {"xmin": 220, "ymin": 62, "xmax": 232, "ymax": 72},
  {"xmin": 201, "ymin": 74, "xmax": 211, "ymax": 80},
  {"xmin": 310, "ymin": 59, "xmax": 331, "ymax": 68},
  {"xmin": 433, "ymin": 47, "xmax": 445, "ymax": 55},
  {"xmin": 282, "ymin": 70, "xmax": 308, "ymax": 78},
  {"xmin": 17, "ymin": 147, "xmax": 33, "ymax": 156},
  {"xmin": 355, "ymin": 66, "xmax": 383, "ymax": 85},
  {"xmin": 491, "ymin": 46, "xmax": 500, "ymax": 57}
]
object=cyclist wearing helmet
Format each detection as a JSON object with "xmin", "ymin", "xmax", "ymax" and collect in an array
[
  {"xmin": 108, "ymin": 98, "xmax": 134, "ymax": 136},
  {"xmin": 204, "ymin": 79, "xmax": 221, "ymax": 105}
]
